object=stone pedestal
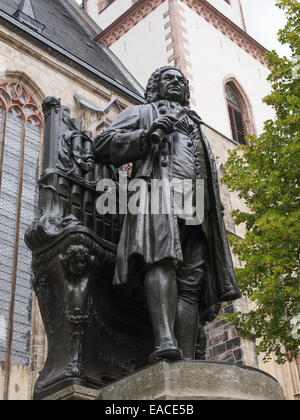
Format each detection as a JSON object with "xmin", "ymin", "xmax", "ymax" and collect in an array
[
  {"xmin": 44, "ymin": 361, "xmax": 285, "ymax": 400},
  {"xmin": 44, "ymin": 385, "xmax": 100, "ymax": 400}
]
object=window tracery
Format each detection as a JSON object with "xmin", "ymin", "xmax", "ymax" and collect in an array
[
  {"xmin": 0, "ymin": 82, "xmax": 43, "ymax": 129},
  {"xmin": 0, "ymin": 80, "xmax": 43, "ymax": 369}
]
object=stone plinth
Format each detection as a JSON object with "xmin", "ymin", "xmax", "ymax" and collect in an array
[
  {"xmin": 44, "ymin": 361, "xmax": 285, "ymax": 400},
  {"xmin": 100, "ymin": 361, "xmax": 285, "ymax": 401},
  {"xmin": 44, "ymin": 385, "xmax": 100, "ymax": 400}
]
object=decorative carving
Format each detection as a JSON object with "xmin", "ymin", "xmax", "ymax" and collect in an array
[
  {"xmin": 25, "ymin": 97, "xmax": 153, "ymax": 399},
  {"xmin": 42, "ymin": 96, "xmax": 61, "ymax": 120},
  {"xmin": 60, "ymin": 245, "xmax": 96, "ymax": 378},
  {"xmin": 57, "ymin": 130, "xmax": 94, "ymax": 177},
  {"xmin": 0, "ymin": 81, "xmax": 44, "ymax": 128},
  {"xmin": 25, "ymin": 185, "xmax": 83, "ymax": 251},
  {"xmin": 26, "ymin": 212, "xmax": 117, "ymax": 397}
]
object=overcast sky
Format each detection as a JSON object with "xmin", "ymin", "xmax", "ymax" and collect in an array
[
  {"xmin": 75, "ymin": 0, "xmax": 289, "ymax": 56},
  {"xmin": 241, "ymin": 0, "xmax": 289, "ymax": 56}
]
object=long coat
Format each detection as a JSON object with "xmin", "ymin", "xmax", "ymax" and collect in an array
[{"xmin": 93, "ymin": 100, "xmax": 240, "ymax": 311}]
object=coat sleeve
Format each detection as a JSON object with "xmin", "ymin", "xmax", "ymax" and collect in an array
[{"xmin": 93, "ymin": 105, "xmax": 151, "ymax": 168}]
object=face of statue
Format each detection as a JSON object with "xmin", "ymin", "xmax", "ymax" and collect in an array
[
  {"xmin": 159, "ymin": 69, "xmax": 186, "ymax": 103},
  {"xmin": 68, "ymin": 255, "xmax": 88, "ymax": 276}
]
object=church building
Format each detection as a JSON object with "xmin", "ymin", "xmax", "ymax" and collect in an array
[
  {"xmin": 0, "ymin": 0, "xmax": 299, "ymax": 400},
  {"xmin": 85, "ymin": 0, "xmax": 273, "ymax": 141}
]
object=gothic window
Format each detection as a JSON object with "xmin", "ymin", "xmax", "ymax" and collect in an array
[
  {"xmin": 225, "ymin": 83, "xmax": 247, "ymax": 145},
  {"xmin": 0, "ymin": 81, "xmax": 43, "ymax": 367}
]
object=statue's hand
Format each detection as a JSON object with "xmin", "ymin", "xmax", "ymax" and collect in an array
[
  {"xmin": 149, "ymin": 115, "xmax": 178, "ymax": 135},
  {"xmin": 147, "ymin": 115, "xmax": 178, "ymax": 144}
]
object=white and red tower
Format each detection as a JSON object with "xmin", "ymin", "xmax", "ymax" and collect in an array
[{"xmin": 84, "ymin": 0, "xmax": 273, "ymax": 143}]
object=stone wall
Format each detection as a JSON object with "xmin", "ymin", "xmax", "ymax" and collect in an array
[{"xmin": 0, "ymin": 21, "xmax": 137, "ymax": 401}]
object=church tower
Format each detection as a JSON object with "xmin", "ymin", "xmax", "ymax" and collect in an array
[{"xmin": 84, "ymin": 0, "xmax": 273, "ymax": 143}]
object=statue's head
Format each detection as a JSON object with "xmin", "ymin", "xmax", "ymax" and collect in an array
[
  {"xmin": 145, "ymin": 66, "xmax": 190, "ymax": 106},
  {"xmin": 62, "ymin": 245, "xmax": 90, "ymax": 276}
]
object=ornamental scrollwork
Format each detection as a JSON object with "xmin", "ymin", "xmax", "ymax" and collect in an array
[{"xmin": 0, "ymin": 81, "xmax": 44, "ymax": 128}]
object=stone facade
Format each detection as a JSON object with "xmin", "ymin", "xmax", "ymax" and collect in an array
[{"xmin": 0, "ymin": 8, "xmax": 139, "ymax": 399}]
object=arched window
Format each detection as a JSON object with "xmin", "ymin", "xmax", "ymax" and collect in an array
[
  {"xmin": 0, "ymin": 81, "xmax": 43, "ymax": 369},
  {"xmin": 225, "ymin": 83, "xmax": 247, "ymax": 145}
]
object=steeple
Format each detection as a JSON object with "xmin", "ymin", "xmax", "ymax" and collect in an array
[{"xmin": 13, "ymin": 0, "xmax": 45, "ymax": 34}]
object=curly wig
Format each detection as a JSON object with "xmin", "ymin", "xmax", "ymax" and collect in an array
[{"xmin": 145, "ymin": 66, "xmax": 190, "ymax": 106}]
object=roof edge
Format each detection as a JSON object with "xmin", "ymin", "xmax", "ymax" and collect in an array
[
  {"xmin": 59, "ymin": 0, "xmax": 102, "ymax": 37},
  {"xmin": 0, "ymin": 9, "xmax": 145, "ymax": 103},
  {"xmin": 59, "ymin": 0, "xmax": 144, "ymax": 96}
]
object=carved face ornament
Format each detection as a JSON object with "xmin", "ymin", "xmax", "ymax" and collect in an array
[{"xmin": 69, "ymin": 255, "xmax": 88, "ymax": 276}]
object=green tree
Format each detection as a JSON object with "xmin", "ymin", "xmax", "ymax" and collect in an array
[{"xmin": 222, "ymin": 0, "xmax": 300, "ymax": 364}]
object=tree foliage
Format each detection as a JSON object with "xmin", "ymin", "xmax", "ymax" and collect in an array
[{"xmin": 222, "ymin": 0, "xmax": 300, "ymax": 363}]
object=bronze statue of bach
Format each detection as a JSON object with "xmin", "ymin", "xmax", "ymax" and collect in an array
[{"xmin": 93, "ymin": 66, "xmax": 240, "ymax": 364}]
